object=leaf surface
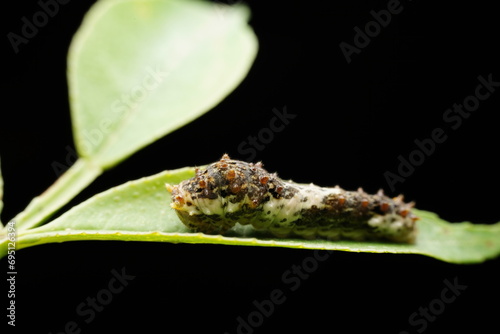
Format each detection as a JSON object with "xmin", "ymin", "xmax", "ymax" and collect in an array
[
  {"xmin": 7, "ymin": 168, "xmax": 500, "ymax": 264},
  {"xmin": 69, "ymin": 0, "xmax": 258, "ymax": 168}
]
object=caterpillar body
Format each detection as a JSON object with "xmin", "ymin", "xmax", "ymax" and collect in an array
[{"xmin": 166, "ymin": 154, "xmax": 418, "ymax": 243}]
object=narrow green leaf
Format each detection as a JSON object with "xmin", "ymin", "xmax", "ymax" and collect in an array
[
  {"xmin": 5, "ymin": 167, "xmax": 500, "ymax": 264},
  {"xmin": 0, "ymin": 157, "xmax": 3, "ymax": 227},
  {"xmin": 69, "ymin": 0, "xmax": 258, "ymax": 168}
]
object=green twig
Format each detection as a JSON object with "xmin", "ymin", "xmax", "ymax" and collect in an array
[{"xmin": 12, "ymin": 158, "xmax": 102, "ymax": 232}]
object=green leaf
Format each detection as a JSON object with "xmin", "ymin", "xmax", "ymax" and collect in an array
[
  {"xmin": 69, "ymin": 0, "xmax": 258, "ymax": 168},
  {"xmin": 0, "ymin": 157, "xmax": 3, "ymax": 226},
  {"xmin": 5, "ymin": 167, "xmax": 500, "ymax": 264},
  {"xmin": 13, "ymin": 0, "xmax": 257, "ymax": 231}
]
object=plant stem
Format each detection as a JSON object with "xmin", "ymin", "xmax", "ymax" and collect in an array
[{"xmin": 13, "ymin": 158, "xmax": 102, "ymax": 231}]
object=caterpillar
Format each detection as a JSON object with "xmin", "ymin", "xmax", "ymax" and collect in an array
[{"xmin": 166, "ymin": 154, "xmax": 418, "ymax": 243}]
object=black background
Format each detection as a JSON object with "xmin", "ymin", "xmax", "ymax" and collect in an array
[{"xmin": 2, "ymin": 0, "xmax": 499, "ymax": 333}]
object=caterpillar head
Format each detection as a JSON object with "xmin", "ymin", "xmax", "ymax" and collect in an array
[{"xmin": 166, "ymin": 154, "xmax": 285, "ymax": 233}]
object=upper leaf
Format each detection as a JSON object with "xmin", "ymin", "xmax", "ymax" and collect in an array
[{"xmin": 68, "ymin": 0, "xmax": 258, "ymax": 168}]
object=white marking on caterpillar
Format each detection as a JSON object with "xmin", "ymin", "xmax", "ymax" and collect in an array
[{"xmin": 166, "ymin": 154, "xmax": 418, "ymax": 243}]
